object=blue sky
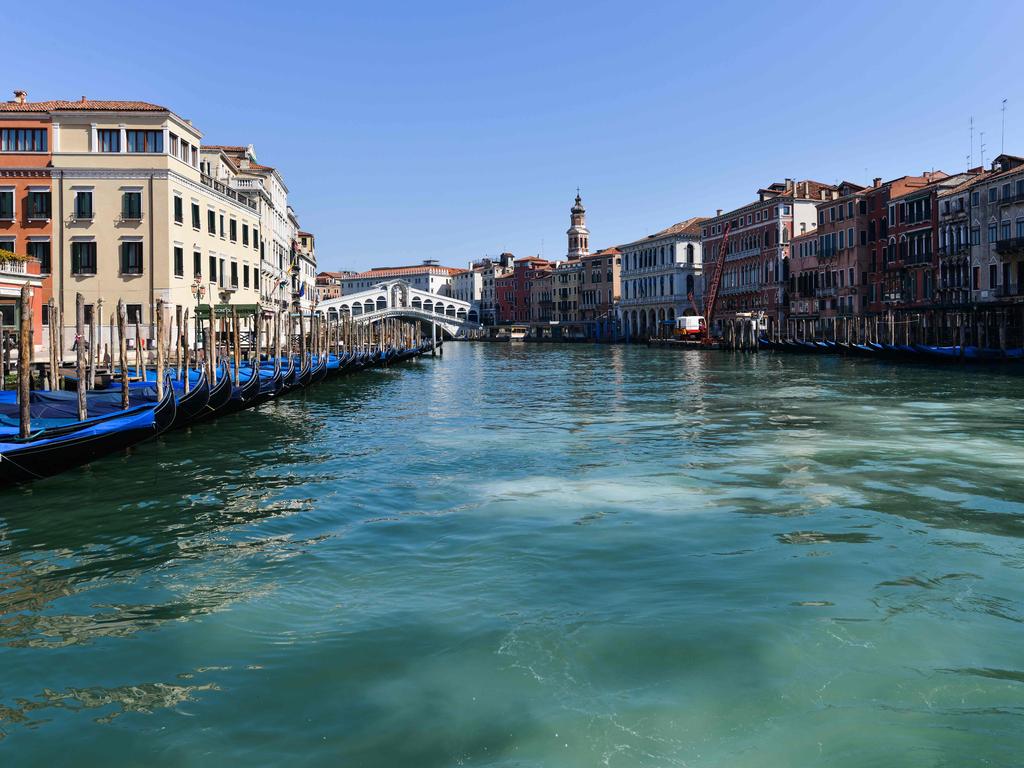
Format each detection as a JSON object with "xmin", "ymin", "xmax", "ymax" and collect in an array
[{"xmin": 9, "ymin": 0, "xmax": 1024, "ymax": 271}]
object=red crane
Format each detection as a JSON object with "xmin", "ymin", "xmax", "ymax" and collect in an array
[{"xmin": 701, "ymin": 221, "xmax": 731, "ymax": 342}]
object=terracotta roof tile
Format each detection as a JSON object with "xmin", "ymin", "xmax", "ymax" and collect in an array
[
  {"xmin": 349, "ymin": 265, "xmax": 462, "ymax": 280},
  {"xmin": 0, "ymin": 99, "xmax": 167, "ymax": 112},
  {"xmin": 618, "ymin": 216, "xmax": 707, "ymax": 248}
]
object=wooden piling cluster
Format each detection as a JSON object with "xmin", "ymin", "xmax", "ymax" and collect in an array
[
  {"xmin": 8, "ymin": 290, "xmax": 434, "ymax": 440},
  {"xmin": 777, "ymin": 305, "xmax": 1024, "ymax": 352}
]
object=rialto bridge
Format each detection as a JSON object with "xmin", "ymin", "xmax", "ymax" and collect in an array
[{"xmin": 316, "ymin": 279, "xmax": 482, "ymax": 338}]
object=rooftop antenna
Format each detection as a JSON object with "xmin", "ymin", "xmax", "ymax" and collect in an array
[
  {"xmin": 1002, "ymin": 98, "xmax": 1008, "ymax": 155},
  {"xmin": 970, "ymin": 116, "xmax": 974, "ymax": 168},
  {"xmin": 980, "ymin": 131, "xmax": 987, "ymax": 168}
]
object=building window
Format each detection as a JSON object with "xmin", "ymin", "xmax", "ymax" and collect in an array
[
  {"xmin": 122, "ymin": 191, "xmax": 142, "ymax": 220},
  {"xmin": 243, "ymin": 264, "xmax": 250, "ymax": 288},
  {"xmin": 97, "ymin": 129, "xmax": 120, "ymax": 153},
  {"xmin": 120, "ymin": 241, "xmax": 144, "ymax": 275},
  {"xmin": 29, "ymin": 190, "xmax": 51, "ymax": 219},
  {"xmin": 0, "ymin": 189, "xmax": 14, "ymax": 220},
  {"xmin": 125, "ymin": 130, "xmax": 163, "ymax": 153},
  {"xmin": 988, "ymin": 224, "xmax": 997, "ymax": 243},
  {"xmin": 126, "ymin": 304, "xmax": 143, "ymax": 324},
  {"xmin": 219, "ymin": 258, "xmax": 226, "ymax": 287},
  {"xmin": 988, "ymin": 188, "xmax": 998, "ymax": 203},
  {"xmin": 209, "ymin": 255, "xmax": 217, "ymax": 282},
  {"xmin": 74, "ymin": 190, "xmax": 93, "ymax": 219},
  {"xmin": 173, "ymin": 246, "xmax": 184, "ymax": 277},
  {"xmin": 191, "ymin": 202, "xmax": 200, "ymax": 229},
  {"xmin": 173, "ymin": 195, "xmax": 183, "ymax": 224},
  {"xmin": 219, "ymin": 214, "xmax": 225, "ymax": 238},
  {"xmin": 193, "ymin": 250, "xmax": 201, "ymax": 278},
  {"xmin": 242, "ymin": 224, "xmax": 249, "ymax": 246},
  {"xmin": 0, "ymin": 128, "xmax": 47, "ymax": 152},
  {"xmin": 229, "ymin": 218, "xmax": 237, "ymax": 242},
  {"xmin": 253, "ymin": 270, "xmax": 260, "ymax": 290},
  {"xmin": 27, "ymin": 240, "xmax": 50, "ymax": 272},
  {"xmin": 207, "ymin": 209, "xmax": 216, "ymax": 233},
  {"xmin": 71, "ymin": 241, "xmax": 97, "ymax": 274}
]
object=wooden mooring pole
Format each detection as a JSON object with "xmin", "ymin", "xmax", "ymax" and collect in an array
[
  {"xmin": 76, "ymin": 293, "xmax": 87, "ymax": 421},
  {"xmin": 17, "ymin": 285, "xmax": 32, "ymax": 438}
]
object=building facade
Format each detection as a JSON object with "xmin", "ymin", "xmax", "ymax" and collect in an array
[
  {"xmin": 701, "ymin": 180, "xmax": 833, "ymax": 335},
  {"xmin": 579, "ymin": 247, "xmax": 621, "ymax": 339},
  {"xmin": 0, "ymin": 90, "xmax": 53, "ymax": 347},
  {"xmin": 341, "ymin": 261, "xmax": 459, "ymax": 296},
  {"xmin": 620, "ymin": 217, "xmax": 706, "ymax": 339}
]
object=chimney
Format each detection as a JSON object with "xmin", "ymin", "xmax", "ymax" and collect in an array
[
  {"xmin": 80, "ymin": 96, "xmax": 87, "ymax": 103},
  {"xmin": 784, "ymin": 178, "xmax": 794, "ymax": 192},
  {"xmin": 873, "ymin": 177, "xmax": 882, "ymax": 188},
  {"xmin": 13, "ymin": 90, "xmax": 26, "ymax": 105},
  {"xmin": 716, "ymin": 208, "xmax": 723, "ymax": 216}
]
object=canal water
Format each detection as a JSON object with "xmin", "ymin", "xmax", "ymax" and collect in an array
[{"xmin": 1, "ymin": 343, "xmax": 1023, "ymax": 766}]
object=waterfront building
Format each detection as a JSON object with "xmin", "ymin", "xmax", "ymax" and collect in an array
[
  {"xmin": 701, "ymin": 180, "xmax": 834, "ymax": 336},
  {"xmin": 554, "ymin": 259, "xmax": 583, "ymax": 327},
  {"xmin": 475, "ymin": 253, "xmax": 514, "ymax": 326},
  {"xmin": 812, "ymin": 182, "xmax": 868, "ymax": 324},
  {"xmin": 528, "ymin": 263, "xmax": 555, "ymax": 324},
  {"xmin": 0, "ymin": 96, "xmax": 265, "ymax": 351},
  {"xmin": 787, "ymin": 228, "xmax": 820, "ymax": 336},
  {"xmin": 315, "ymin": 270, "xmax": 354, "ymax": 302},
  {"xmin": 0, "ymin": 90, "xmax": 53, "ymax": 347},
  {"xmin": 935, "ymin": 172, "xmax": 988, "ymax": 309},
  {"xmin": 292, "ymin": 227, "xmax": 316, "ymax": 311},
  {"xmin": 872, "ymin": 171, "xmax": 979, "ymax": 319},
  {"xmin": 960, "ymin": 155, "xmax": 1024, "ymax": 304},
  {"xmin": 619, "ymin": 217, "xmax": 705, "ymax": 340},
  {"xmin": 862, "ymin": 172, "xmax": 943, "ymax": 317},
  {"xmin": 499, "ymin": 256, "xmax": 549, "ymax": 324},
  {"xmin": 341, "ymin": 261, "xmax": 459, "ymax": 296},
  {"xmin": 579, "ymin": 247, "xmax": 621, "ymax": 339},
  {"xmin": 201, "ymin": 144, "xmax": 295, "ymax": 315},
  {"xmin": 451, "ymin": 265, "xmax": 483, "ymax": 320}
]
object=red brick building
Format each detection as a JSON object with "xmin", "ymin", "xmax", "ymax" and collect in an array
[
  {"xmin": 0, "ymin": 90, "xmax": 53, "ymax": 351},
  {"xmin": 497, "ymin": 256, "xmax": 549, "ymax": 324},
  {"xmin": 701, "ymin": 179, "xmax": 836, "ymax": 335}
]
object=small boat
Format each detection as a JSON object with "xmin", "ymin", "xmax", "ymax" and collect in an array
[
  {"xmin": 192, "ymin": 364, "xmax": 233, "ymax": 422},
  {"xmin": 310, "ymin": 355, "xmax": 329, "ymax": 384},
  {"xmin": 0, "ymin": 378, "xmax": 176, "ymax": 487}
]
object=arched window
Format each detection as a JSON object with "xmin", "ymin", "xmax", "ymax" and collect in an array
[{"xmin": 686, "ymin": 244, "xmax": 694, "ymax": 264}]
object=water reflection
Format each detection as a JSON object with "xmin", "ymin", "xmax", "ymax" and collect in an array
[{"xmin": 0, "ymin": 344, "xmax": 1022, "ymax": 765}]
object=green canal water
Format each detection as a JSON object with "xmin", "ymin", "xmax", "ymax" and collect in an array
[{"xmin": 2, "ymin": 343, "xmax": 1023, "ymax": 766}]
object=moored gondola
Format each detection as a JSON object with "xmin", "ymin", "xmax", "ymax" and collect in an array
[{"xmin": 0, "ymin": 377, "xmax": 176, "ymax": 487}]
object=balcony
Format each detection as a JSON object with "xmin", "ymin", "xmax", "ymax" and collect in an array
[
  {"xmin": 904, "ymin": 251, "xmax": 934, "ymax": 266},
  {"xmin": 995, "ymin": 237, "xmax": 1024, "ymax": 255},
  {"xmin": 997, "ymin": 191, "xmax": 1024, "ymax": 207},
  {"xmin": 816, "ymin": 286, "xmax": 837, "ymax": 297},
  {"xmin": 724, "ymin": 246, "xmax": 761, "ymax": 263},
  {"xmin": 938, "ymin": 244, "xmax": 969, "ymax": 258},
  {"xmin": 201, "ymin": 173, "xmax": 259, "ymax": 212}
]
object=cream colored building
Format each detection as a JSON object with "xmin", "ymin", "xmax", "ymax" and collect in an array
[{"xmin": 38, "ymin": 99, "xmax": 263, "ymax": 346}]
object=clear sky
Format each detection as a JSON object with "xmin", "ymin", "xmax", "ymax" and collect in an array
[{"xmin": 9, "ymin": 0, "xmax": 1024, "ymax": 271}]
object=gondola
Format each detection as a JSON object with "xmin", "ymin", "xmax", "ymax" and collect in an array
[
  {"xmin": 0, "ymin": 378, "xmax": 176, "ymax": 487},
  {"xmin": 168, "ymin": 367, "xmax": 211, "ymax": 429},
  {"xmin": 191, "ymin": 364, "xmax": 233, "ymax": 422},
  {"xmin": 217, "ymin": 364, "xmax": 263, "ymax": 417},
  {"xmin": 310, "ymin": 355, "xmax": 329, "ymax": 384}
]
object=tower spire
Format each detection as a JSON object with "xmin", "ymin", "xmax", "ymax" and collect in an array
[{"xmin": 567, "ymin": 190, "xmax": 589, "ymax": 259}]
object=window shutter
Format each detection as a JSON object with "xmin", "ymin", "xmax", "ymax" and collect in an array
[
  {"xmin": 72, "ymin": 245, "xmax": 80, "ymax": 274},
  {"xmin": 120, "ymin": 243, "xmax": 127, "ymax": 274}
]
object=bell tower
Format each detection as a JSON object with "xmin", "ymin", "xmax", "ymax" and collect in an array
[{"xmin": 566, "ymin": 190, "xmax": 589, "ymax": 260}]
